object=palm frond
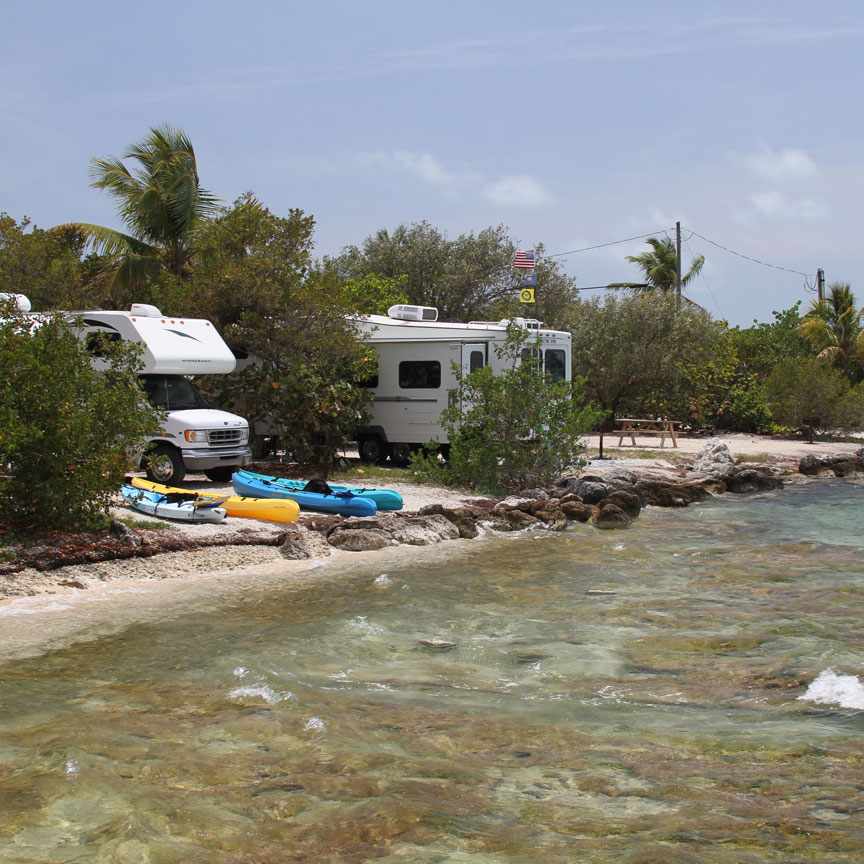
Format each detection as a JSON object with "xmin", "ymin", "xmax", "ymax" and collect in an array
[{"xmin": 60, "ymin": 223, "xmax": 157, "ymax": 258}]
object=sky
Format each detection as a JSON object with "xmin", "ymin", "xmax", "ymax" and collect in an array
[{"xmin": 2, "ymin": 1, "xmax": 861, "ymax": 325}]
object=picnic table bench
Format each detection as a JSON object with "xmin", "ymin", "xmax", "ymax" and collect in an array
[{"xmin": 615, "ymin": 418, "xmax": 681, "ymax": 449}]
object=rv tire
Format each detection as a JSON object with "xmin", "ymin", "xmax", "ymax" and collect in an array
[
  {"xmin": 145, "ymin": 444, "xmax": 186, "ymax": 485},
  {"xmin": 358, "ymin": 437, "xmax": 387, "ymax": 465}
]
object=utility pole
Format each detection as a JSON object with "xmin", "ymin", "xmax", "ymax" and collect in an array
[
  {"xmin": 675, "ymin": 221, "xmax": 682, "ymax": 308},
  {"xmin": 816, "ymin": 268, "xmax": 825, "ymax": 303}
]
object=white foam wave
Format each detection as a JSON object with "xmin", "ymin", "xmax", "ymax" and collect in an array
[
  {"xmin": 799, "ymin": 668, "xmax": 864, "ymax": 710},
  {"xmin": 228, "ymin": 685, "xmax": 290, "ymax": 705},
  {"xmin": 304, "ymin": 716, "xmax": 326, "ymax": 732}
]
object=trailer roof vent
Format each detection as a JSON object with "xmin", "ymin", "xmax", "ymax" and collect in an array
[
  {"xmin": 130, "ymin": 303, "xmax": 163, "ymax": 318},
  {"xmin": 388, "ymin": 304, "xmax": 438, "ymax": 322},
  {"xmin": 0, "ymin": 293, "xmax": 31, "ymax": 312}
]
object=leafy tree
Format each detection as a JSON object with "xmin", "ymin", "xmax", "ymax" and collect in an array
[
  {"xmin": 731, "ymin": 302, "xmax": 809, "ymax": 378},
  {"xmin": 799, "ymin": 283, "xmax": 864, "ymax": 381},
  {"xmin": 766, "ymin": 358, "xmax": 864, "ymax": 442},
  {"xmin": 0, "ymin": 305, "xmax": 160, "ymax": 531},
  {"xmin": 565, "ymin": 292, "xmax": 725, "ymax": 431},
  {"xmin": 335, "ymin": 221, "xmax": 578, "ymax": 323},
  {"xmin": 625, "ymin": 237, "xmax": 704, "ymax": 292},
  {"xmin": 412, "ymin": 327, "xmax": 602, "ymax": 494},
  {"xmin": 190, "ymin": 195, "xmax": 371, "ymax": 472},
  {"xmin": 0, "ymin": 214, "xmax": 100, "ymax": 309},
  {"xmin": 66, "ymin": 125, "xmax": 218, "ymax": 302}
]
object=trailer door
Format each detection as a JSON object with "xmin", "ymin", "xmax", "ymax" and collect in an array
[{"xmin": 461, "ymin": 343, "xmax": 486, "ymax": 377}]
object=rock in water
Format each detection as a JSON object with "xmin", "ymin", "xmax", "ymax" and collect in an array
[
  {"xmin": 692, "ymin": 438, "xmax": 736, "ymax": 479},
  {"xmin": 560, "ymin": 500, "xmax": 593, "ymax": 522},
  {"xmin": 417, "ymin": 639, "xmax": 457, "ymax": 651},
  {"xmin": 600, "ymin": 490, "xmax": 642, "ymax": 518},
  {"xmin": 799, "ymin": 454, "xmax": 822, "ymax": 475},
  {"xmin": 576, "ymin": 481, "xmax": 610, "ymax": 505},
  {"xmin": 592, "ymin": 503, "xmax": 632, "ymax": 529}
]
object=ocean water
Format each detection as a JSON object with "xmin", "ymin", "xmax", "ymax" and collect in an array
[{"xmin": 1, "ymin": 481, "xmax": 863, "ymax": 863}]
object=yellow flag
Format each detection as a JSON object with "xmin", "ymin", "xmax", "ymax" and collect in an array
[{"xmin": 519, "ymin": 288, "xmax": 536, "ymax": 304}]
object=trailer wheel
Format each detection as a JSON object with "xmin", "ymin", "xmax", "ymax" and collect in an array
[
  {"xmin": 358, "ymin": 437, "xmax": 387, "ymax": 465},
  {"xmin": 145, "ymin": 444, "xmax": 186, "ymax": 485}
]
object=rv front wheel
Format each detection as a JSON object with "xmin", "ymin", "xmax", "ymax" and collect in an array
[
  {"xmin": 145, "ymin": 444, "xmax": 186, "ymax": 485},
  {"xmin": 358, "ymin": 437, "xmax": 386, "ymax": 465}
]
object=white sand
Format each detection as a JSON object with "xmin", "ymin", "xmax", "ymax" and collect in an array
[{"xmin": 587, "ymin": 432, "xmax": 861, "ymax": 462}]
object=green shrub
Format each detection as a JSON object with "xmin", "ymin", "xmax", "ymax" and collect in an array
[
  {"xmin": 412, "ymin": 328, "xmax": 602, "ymax": 494},
  {"xmin": 766, "ymin": 357, "xmax": 864, "ymax": 442},
  {"xmin": 0, "ymin": 308, "xmax": 160, "ymax": 531}
]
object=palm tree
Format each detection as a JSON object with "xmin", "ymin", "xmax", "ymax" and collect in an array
[
  {"xmin": 625, "ymin": 237, "xmax": 704, "ymax": 293},
  {"xmin": 68, "ymin": 125, "xmax": 219, "ymax": 290},
  {"xmin": 799, "ymin": 282, "xmax": 864, "ymax": 380}
]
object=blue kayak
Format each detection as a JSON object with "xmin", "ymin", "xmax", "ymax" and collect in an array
[
  {"xmin": 235, "ymin": 469, "xmax": 403, "ymax": 511},
  {"xmin": 232, "ymin": 471, "xmax": 377, "ymax": 517}
]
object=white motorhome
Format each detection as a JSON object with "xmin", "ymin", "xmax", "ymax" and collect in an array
[
  {"xmin": 4, "ymin": 296, "xmax": 251, "ymax": 484},
  {"xmin": 352, "ymin": 305, "xmax": 572, "ymax": 465}
]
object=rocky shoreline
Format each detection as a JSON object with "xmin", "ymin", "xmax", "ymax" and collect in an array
[{"xmin": 2, "ymin": 441, "xmax": 863, "ymax": 598}]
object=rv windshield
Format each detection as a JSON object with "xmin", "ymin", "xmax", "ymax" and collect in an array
[{"xmin": 140, "ymin": 375, "xmax": 210, "ymax": 411}]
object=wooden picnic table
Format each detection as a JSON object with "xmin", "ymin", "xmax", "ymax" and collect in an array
[{"xmin": 616, "ymin": 418, "xmax": 681, "ymax": 449}]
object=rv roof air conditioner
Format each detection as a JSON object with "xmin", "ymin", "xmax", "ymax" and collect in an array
[
  {"xmin": 130, "ymin": 303, "xmax": 163, "ymax": 318},
  {"xmin": 388, "ymin": 304, "xmax": 438, "ymax": 322},
  {"xmin": 0, "ymin": 293, "xmax": 32, "ymax": 312}
]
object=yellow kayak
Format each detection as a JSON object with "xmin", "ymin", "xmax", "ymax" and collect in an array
[{"xmin": 131, "ymin": 478, "xmax": 300, "ymax": 524}]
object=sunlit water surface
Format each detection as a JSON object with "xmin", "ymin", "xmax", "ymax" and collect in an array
[{"xmin": 1, "ymin": 481, "xmax": 863, "ymax": 863}]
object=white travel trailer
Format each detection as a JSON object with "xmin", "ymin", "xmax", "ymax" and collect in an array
[
  {"xmin": 5, "ymin": 296, "xmax": 252, "ymax": 484},
  {"xmin": 352, "ymin": 305, "xmax": 572, "ymax": 465}
]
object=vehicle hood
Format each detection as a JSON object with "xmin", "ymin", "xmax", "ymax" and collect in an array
[{"xmin": 168, "ymin": 409, "xmax": 248, "ymax": 429}]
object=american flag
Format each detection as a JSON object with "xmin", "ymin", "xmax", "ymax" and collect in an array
[{"xmin": 512, "ymin": 249, "xmax": 536, "ymax": 270}]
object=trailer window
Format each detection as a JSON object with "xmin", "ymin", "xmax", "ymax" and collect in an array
[
  {"xmin": 469, "ymin": 350, "xmax": 484, "ymax": 373},
  {"xmin": 399, "ymin": 361, "xmax": 441, "ymax": 389},
  {"xmin": 140, "ymin": 375, "xmax": 209, "ymax": 410},
  {"xmin": 85, "ymin": 331, "xmax": 121, "ymax": 357},
  {"xmin": 544, "ymin": 349, "xmax": 567, "ymax": 382}
]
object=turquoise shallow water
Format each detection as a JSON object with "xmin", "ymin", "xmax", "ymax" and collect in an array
[{"xmin": 1, "ymin": 481, "xmax": 863, "ymax": 862}]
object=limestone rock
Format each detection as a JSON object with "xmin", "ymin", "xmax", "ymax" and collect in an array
[
  {"xmin": 601, "ymin": 490, "xmax": 641, "ymax": 518},
  {"xmin": 535, "ymin": 509, "xmax": 567, "ymax": 531},
  {"xmin": 692, "ymin": 438, "xmax": 736, "ymax": 479},
  {"xmin": 327, "ymin": 528, "xmax": 393, "ymax": 552},
  {"xmin": 418, "ymin": 504, "xmax": 480, "ymax": 539},
  {"xmin": 726, "ymin": 468, "xmax": 784, "ymax": 494},
  {"xmin": 517, "ymin": 488, "xmax": 548, "ymax": 501},
  {"xmin": 799, "ymin": 454, "xmax": 822, "ymax": 476},
  {"xmin": 592, "ymin": 503, "xmax": 632, "ymax": 530},
  {"xmin": 494, "ymin": 496, "xmax": 534, "ymax": 513},
  {"xmin": 300, "ymin": 514, "xmax": 343, "ymax": 533},
  {"xmin": 504, "ymin": 509, "xmax": 540, "ymax": 529},
  {"xmin": 635, "ymin": 479, "xmax": 710, "ymax": 508},
  {"xmin": 575, "ymin": 481, "xmax": 609, "ymax": 505},
  {"xmin": 560, "ymin": 500, "xmax": 593, "ymax": 522},
  {"xmin": 388, "ymin": 515, "xmax": 460, "ymax": 546},
  {"xmin": 278, "ymin": 529, "xmax": 316, "ymax": 559},
  {"xmin": 460, "ymin": 497, "xmax": 498, "ymax": 510}
]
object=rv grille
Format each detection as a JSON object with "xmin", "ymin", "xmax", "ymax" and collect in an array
[{"xmin": 207, "ymin": 428, "xmax": 244, "ymax": 446}]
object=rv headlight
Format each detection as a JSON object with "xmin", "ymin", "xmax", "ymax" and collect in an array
[{"xmin": 183, "ymin": 430, "xmax": 208, "ymax": 443}]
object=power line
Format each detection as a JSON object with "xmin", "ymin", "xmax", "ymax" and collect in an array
[
  {"xmin": 687, "ymin": 228, "xmax": 811, "ymax": 278},
  {"xmin": 543, "ymin": 228, "xmax": 675, "ymax": 261}
]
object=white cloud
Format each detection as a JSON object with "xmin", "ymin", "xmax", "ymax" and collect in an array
[
  {"xmin": 747, "ymin": 148, "xmax": 817, "ymax": 182},
  {"xmin": 483, "ymin": 174, "xmax": 552, "ymax": 207},
  {"xmin": 749, "ymin": 190, "xmax": 828, "ymax": 222},
  {"xmin": 391, "ymin": 151, "xmax": 457, "ymax": 187}
]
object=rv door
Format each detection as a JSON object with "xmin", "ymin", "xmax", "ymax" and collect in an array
[{"xmin": 461, "ymin": 343, "xmax": 486, "ymax": 377}]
